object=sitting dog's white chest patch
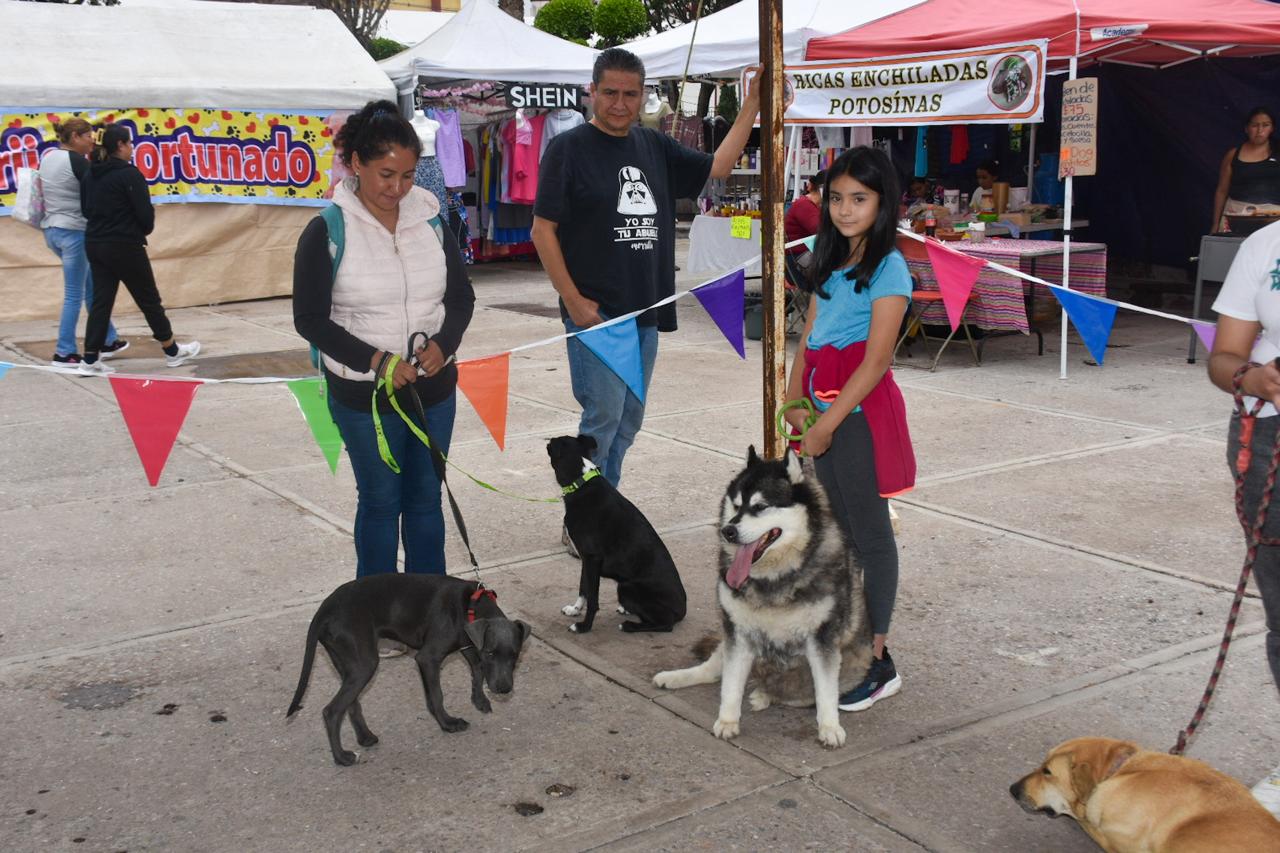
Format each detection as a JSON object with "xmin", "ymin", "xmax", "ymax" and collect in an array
[{"xmin": 718, "ymin": 585, "xmax": 834, "ymax": 644}]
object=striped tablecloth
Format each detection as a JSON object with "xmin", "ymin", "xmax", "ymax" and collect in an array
[{"xmin": 905, "ymin": 239, "xmax": 1108, "ymax": 334}]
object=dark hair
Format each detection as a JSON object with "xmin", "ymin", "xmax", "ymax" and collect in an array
[
  {"xmin": 806, "ymin": 169, "xmax": 826, "ymax": 194},
  {"xmin": 334, "ymin": 99, "xmax": 421, "ymax": 168},
  {"xmin": 94, "ymin": 124, "xmax": 133, "ymax": 162},
  {"xmin": 1245, "ymin": 107, "xmax": 1277, "ymax": 148},
  {"xmin": 593, "ymin": 47, "xmax": 646, "ymax": 86},
  {"xmin": 976, "ymin": 159, "xmax": 999, "ymax": 176},
  {"xmin": 53, "ymin": 117, "xmax": 93, "ymax": 144},
  {"xmin": 807, "ymin": 146, "xmax": 900, "ymax": 298}
]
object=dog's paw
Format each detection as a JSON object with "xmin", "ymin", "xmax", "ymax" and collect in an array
[
  {"xmin": 356, "ymin": 731, "xmax": 379, "ymax": 748},
  {"xmin": 748, "ymin": 688, "xmax": 772, "ymax": 711},
  {"xmin": 570, "ymin": 621, "xmax": 592, "ymax": 634},
  {"xmin": 561, "ymin": 597, "xmax": 585, "ymax": 617},
  {"xmin": 616, "ymin": 605, "xmax": 629, "ymax": 615},
  {"xmin": 817, "ymin": 721, "xmax": 847, "ymax": 749},
  {"xmin": 440, "ymin": 717, "xmax": 470, "ymax": 733},
  {"xmin": 334, "ymin": 750, "xmax": 359, "ymax": 766},
  {"xmin": 473, "ymin": 695, "xmax": 492, "ymax": 714},
  {"xmin": 652, "ymin": 670, "xmax": 676, "ymax": 689},
  {"xmin": 712, "ymin": 717, "xmax": 740, "ymax": 740}
]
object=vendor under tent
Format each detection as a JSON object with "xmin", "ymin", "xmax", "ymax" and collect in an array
[
  {"xmin": 619, "ymin": 0, "xmax": 925, "ymax": 80},
  {"xmin": 0, "ymin": 0, "xmax": 394, "ymax": 323},
  {"xmin": 805, "ymin": 0, "xmax": 1280, "ymax": 376}
]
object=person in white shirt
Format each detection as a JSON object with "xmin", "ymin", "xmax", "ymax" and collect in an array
[
  {"xmin": 1208, "ymin": 218, "xmax": 1280, "ymax": 695},
  {"xmin": 38, "ymin": 118, "xmax": 125, "ymax": 365}
]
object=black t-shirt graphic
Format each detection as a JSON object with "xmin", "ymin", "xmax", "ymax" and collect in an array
[{"xmin": 535, "ymin": 123, "xmax": 712, "ymax": 331}]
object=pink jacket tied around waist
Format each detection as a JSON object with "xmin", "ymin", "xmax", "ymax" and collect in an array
[{"xmin": 802, "ymin": 342, "xmax": 916, "ymax": 498}]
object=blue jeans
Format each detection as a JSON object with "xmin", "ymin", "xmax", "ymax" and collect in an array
[
  {"xmin": 44, "ymin": 227, "xmax": 117, "ymax": 357},
  {"xmin": 563, "ymin": 317, "xmax": 659, "ymax": 486},
  {"xmin": 327, "ymin": 390, "xmax": 456, "ymax": 578}
]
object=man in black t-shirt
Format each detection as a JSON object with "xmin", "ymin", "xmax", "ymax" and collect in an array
[{"xmin": 533, "ymin": 48, "xmax": 760, "ymax": 497}]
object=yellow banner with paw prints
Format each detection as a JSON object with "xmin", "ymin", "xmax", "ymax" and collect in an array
[{"xmin": 0, "ymin": 107, "xmax": 347, "ymax": 214}]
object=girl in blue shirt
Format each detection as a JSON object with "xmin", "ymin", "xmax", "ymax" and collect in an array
[{"xmin": 783, "ymin": 146, "xmax": 914, "ymax": 713}]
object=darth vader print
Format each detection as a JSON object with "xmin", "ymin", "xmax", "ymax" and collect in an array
[{"xmin": 616, "ymin": 166, "xmax": 657, "ymax": 215}]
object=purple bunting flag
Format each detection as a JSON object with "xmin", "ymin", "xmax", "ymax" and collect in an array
[
  {"xmin": 1191, "ymin": 321, "xmax": 1216, "ymax": 354},
  {"xmin": 693, "ymin": 270, "xmax": 747, "ymax": 359}
]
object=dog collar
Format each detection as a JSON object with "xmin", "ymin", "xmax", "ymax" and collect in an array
[
  {"xmin": 561, "ymin": 468, "xmax": 601, "ymax": 496},
  {"xmin": 467, "ymin": 584, "xmax": 498, "ymax": 623}
]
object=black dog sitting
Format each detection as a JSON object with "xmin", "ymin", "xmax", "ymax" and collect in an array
[
  {"xmin": 547, "ymin": 435, "xmax": 687, "ymax": 634},
  {"xmin": 287, "ymin": 574, "xmax": 530, "ymax": 766}
]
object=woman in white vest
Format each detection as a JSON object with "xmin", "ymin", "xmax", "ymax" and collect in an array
[
  {"xmin": 38, "ymin": 118, "xmax": 125, "ymax": 365},
  {"xmin": 293, "ymin": 100, "xmax": 475, "ymax": 578}
]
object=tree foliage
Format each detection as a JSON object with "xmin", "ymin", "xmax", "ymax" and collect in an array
[
  {"xmin": 367, "ymin": 37, "xmax": 407, "ymax": 62},
  {"xmin": 497, "ymin": 0, "xmax": 525, "ymax": 20},
  {"xmin": 643, "ymin": 0, "xmax": 737, "ymax": 34},
  {"xmin": 533, "ymin": 0, "xmax": 595, "ymax": 46},
  {"xmin": 593, "ymin": 0, "xmax": 648, "ymax": 48}
]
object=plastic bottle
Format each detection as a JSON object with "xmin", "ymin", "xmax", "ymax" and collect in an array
[{"xmin": 924, "ymin": 210, "xmax": 937, "ymax": 238}]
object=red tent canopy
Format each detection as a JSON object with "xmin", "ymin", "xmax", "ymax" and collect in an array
[{"xmin": 805, "ymin": 0, "xmax": 1280, "ymax": 70}]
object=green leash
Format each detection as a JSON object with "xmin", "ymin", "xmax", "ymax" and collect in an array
[
  {"xmin": 777, "ymin": 398, "xmax": 819, "ymax": 449},
  {"xmin": 374, "ymin": 355, "xmax": 560, "ymax": 504}
]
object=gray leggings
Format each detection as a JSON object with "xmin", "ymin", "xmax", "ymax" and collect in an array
[
  {"xmin": 1227, "ymin": 413, "xmax": 1280, "ymax": 695},
  {"xmin": 813, "ymin": 411, "xmax": 900, "ymax": 636}
]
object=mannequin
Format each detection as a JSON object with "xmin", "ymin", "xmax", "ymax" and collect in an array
[
  {"xmin": 411, "ymin": 110, "xmax": 447, "ymax": 205},
  {"xmin": 639, "ymin": 89, "xmax": 673, "ymax": 130}
]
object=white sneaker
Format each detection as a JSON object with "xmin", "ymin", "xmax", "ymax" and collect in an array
[
  {"xmin": 76, "ymin": 359, "xmax": 116, "ymax": 376},
  {"xmin": 165, "ymin": 341, "xmax": 201, "ymax": 368}
]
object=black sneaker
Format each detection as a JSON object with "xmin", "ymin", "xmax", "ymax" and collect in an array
[
  {"xmin": 51, "ymin": 353, "xmax": 83, "ymax": 366},
  {"xmin": 839, "ymin": 648, "xmax": 902, "ymax": 712},
  {"xmin": 100, "ymin": 339, "xmax": 130, "ymax": 358}
]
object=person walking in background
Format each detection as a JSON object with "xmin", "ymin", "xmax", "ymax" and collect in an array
[
  {"xmin": 782, "ymin": 147, "xmax": 915, "ymax": 713},
  {"xmin": 293, "ymin": 100, "xmax": 475, "ymax": 579},
  {"xmin": 78, "ymin": 124, "xmax": 199, "ymax": 375},
  {"xmin": 39, "ymin": 118, "xmax": 126, "ymax": 366}
]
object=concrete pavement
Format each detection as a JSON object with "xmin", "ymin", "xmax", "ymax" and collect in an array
[{"xmin": 1, "ymin": 245, "xmax": 1277, "ymax": 852}]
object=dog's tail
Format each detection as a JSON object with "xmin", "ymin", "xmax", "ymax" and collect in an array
[
  {"xmin": 286, "ymin": 613, "xmax": 323, "ymax": 717},
  {"xmin": 692, "ymin": 632, "xmax": 720, "ymax": 661}
]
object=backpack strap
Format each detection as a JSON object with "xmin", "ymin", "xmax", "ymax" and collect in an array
[{"xmin": 319, "ymin": 204, "xmax": 345, "ymax": 275}]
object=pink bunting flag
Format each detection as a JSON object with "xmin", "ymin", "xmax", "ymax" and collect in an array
[
  {"xmin": 108, "ymin": 376, "xmax": 201, "ymax": 486},
  {"xmin": 1191, "ymin": 321, "xmax": 1216, "ymax": 354},
  {"xmin": 924, "ymin": 239, "xmax": 983, "ymax": 331}
]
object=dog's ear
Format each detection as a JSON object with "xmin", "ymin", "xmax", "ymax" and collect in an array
[
  {"xmin": 747, "ymin": 445, "xmax": 760, "ymax": 465},
  {"xmin": 514, "ymin": 619, "xmax": 531, "ymax": 648},
  {"xmin": 1101, "ymin": 741, "xmax": 1137, "ymax": 781},
  {"xmin": 577, "ymin": 434, "xmax": 597, "ymax": 454},
  {"xmin": 1069, "ymin": 759, "xmax": 1100, "ymax": 810},
  {"xmin": 463, "ymin": 620, "xmax": 487, "ymax": 651},
  {"xmin": 784, "ymin": 448, "xmax": 804, "ymax": 484}
]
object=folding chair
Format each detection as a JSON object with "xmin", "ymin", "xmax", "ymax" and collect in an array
[
  {"xmin": 782, "ymin": 251, "xmax": 811, "ymax": 335},
  {"xmin": 893, "ymin": 287, "xmax": 982, "ymax": 371}
]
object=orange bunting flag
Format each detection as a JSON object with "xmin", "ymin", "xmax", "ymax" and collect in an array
[
  {"xmin": 456, "ymin": 353, "xmax": 510, "ymax": 450},
  {"xmin": 108, "ymin": 376, "xmax": 201, "ymax": 486},
  {"xmin": 924, "ymin": 239, "xmax": 985, "ymax": 332}
]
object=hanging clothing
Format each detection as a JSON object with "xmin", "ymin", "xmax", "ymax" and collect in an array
[
  {"xmin": 502, "ymin": 113, "xmax": 544, "ymax": 205},
  {"xmin": 913, "ymin": 128, "xmax": 928, "ymax": 177},
  {"xmin": 849, "ymin": 127, "xmax": 873, "ymax": 148},
  {"xmin": 815, "ymin": 127, "xmax": 846, "ymax": 150},
  {"xmin": 414, "ymin": 156, "xmax": 447, "ymax": 207},
  {"xmin": 540, "ymin": 109, "xmax": 586, "ymax": 161},
  {"xmin": 949, "ymin": 126, "xmax": 970, "ymax": 164},
  {"xmin": 427, "ymin": 108, "xmax": 467, "ymax": 188}
]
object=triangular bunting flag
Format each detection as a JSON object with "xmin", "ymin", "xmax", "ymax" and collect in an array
[
  {"xmin": 1055, "ymin": 288, "xmax": 1118, "ymax": 365},
  {"xmin": 924, "ymin": 239, "xmax": 984, "ymax": 331},
  {"xmin": 693, "ymin": 270, "xmax": 747, "ymax": 359},
  {"xmin": 0, "ymin": 362, "xmax": 11, "ymax": 381},
  {"xmin": 801, "ymin": 234, "xmax": 816, "ymax": 253},
  {"xmin": 1191, "ymin": 321, "xmax": 1216, "ymax": 354},
  {"xmin": 456, "ymin": 353, "xmax": 511, "ymax": 450},
  {"xmin": 579, "ymin": 318, "xmax": 645, "ymax": 402},
  {"xmin": 108, "ymin": 376, "xmax": 201, "ymax": 486},
  {"xmin": 287, "ymin": 377, "xmax": 344, "ymax": 474}
]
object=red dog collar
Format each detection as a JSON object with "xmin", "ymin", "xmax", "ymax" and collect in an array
[{"xmin": 467, "ymin": 584, "xmax": 498, "ymax": 623}]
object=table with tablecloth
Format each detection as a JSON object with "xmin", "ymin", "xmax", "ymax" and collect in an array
[
  {"xmin": 687, "ymin": 214, "xmax": 762, "ymax": 277},
  {"xmin": 904, "ymin": 239, "xmax": 1108, "ymax": 335}
]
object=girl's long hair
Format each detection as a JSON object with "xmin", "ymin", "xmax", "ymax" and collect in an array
[{"xmin": 807, "ymin": 146, "xmax": 900, "ymax": 298}]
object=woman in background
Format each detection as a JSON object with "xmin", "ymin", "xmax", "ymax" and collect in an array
[{"xmin": 1212, "ymin": 107, "xmax": 1280, "ymax": 233}]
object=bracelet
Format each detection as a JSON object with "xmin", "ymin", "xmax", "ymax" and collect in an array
[
  {"xmin": 375, "ymin": 350, "xmax": 392, "ymax": 380},
  {"xmin": 1232, "ymin": 361, "xmax": 1261, "ymax": 394}
]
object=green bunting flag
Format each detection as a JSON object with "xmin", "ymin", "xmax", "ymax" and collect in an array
[{"xmin": 287, "ymin": 377, "xmax": 343, "ymax": 474}]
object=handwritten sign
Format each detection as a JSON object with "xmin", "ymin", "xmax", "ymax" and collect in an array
[
  {"xmin": 1059, "ymin": 78, "xmax": 1098, "ymax": 179},
  {"xmin": 730, "ymin": 216, "xmax": 754, "ymax": 239}
]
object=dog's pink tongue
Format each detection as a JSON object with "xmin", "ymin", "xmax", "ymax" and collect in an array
[{"xmin": 726, "ymin": 541, "xmax": 757, "ymax": 590}]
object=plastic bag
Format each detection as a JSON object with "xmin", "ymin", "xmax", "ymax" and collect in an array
[{"xmin": 12, "ymin": 167, "xmax": 46, "ymax": 229}]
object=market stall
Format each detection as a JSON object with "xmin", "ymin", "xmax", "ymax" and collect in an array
[{"xmin": 0, "ymin": 0, "xmax": 394, "ymax": 322}]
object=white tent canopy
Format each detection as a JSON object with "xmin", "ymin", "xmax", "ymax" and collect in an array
[
  {"xmin": 379, "ymin": 0, "xmax": 598, "ymax": 89},
  {"xmin": 0, "ymin": 0, "xmax": 394, "ymax": 110},
  {"xmin": 619, "ymin": 0, "xmax": 927, "ymax": 80}
]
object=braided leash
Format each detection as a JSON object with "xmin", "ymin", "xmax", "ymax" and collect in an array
[{"xmin": 1172, "ymin": 362, "xmax": 1280, "ymax": 755}]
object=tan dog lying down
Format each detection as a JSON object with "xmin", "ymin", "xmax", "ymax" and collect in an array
[{"xmin": 1011, "ymin": 736, "xmax": 1280, "ymax": 853}]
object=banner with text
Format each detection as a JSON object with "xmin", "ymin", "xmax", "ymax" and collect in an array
[
  {"xmin": 783, "ymin": 41, "xmax": 1046, "ymax": 126},
  {"xmin": 0, "ymin": 108, "xmax": 343, "ymax": 215}
]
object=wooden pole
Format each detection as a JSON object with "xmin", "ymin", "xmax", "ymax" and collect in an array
[{"xmin": 759, "ymin": 0, "xmax": 786, "ymax": 459}]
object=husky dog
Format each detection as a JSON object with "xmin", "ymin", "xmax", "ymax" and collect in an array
[{"xmin": 653, "ymin": 446, "xmax": 871, "ymax": 748}]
